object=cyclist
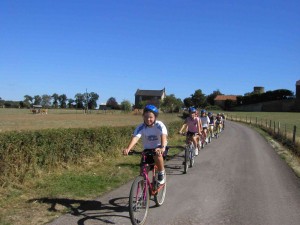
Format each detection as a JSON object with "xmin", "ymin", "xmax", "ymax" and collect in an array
[
  {"xmin": 123, "ymin": 104, "xmax": 168, "ymax": 185},
  {"xmin": 179, "ymin": 107, "xmax": 202, "ymax": 156},
  {"xmin": 221, "ymin": 113, "xmax": 226, "ymax": 130},
  {"xmin": 199, "ymin": 109, "xmax": 210, "ymax": 144},
  {"xmin": 208, "ymin": 112, "xmax": 215, "ymax": 139},
  {"xmin": 215, "ymin": 113, "xmax": 223, "ymax": 134}
]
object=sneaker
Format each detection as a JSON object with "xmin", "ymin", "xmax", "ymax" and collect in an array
[
  {"xmin": 157, "ymin": 171, "xmax": 165, "ymax": 185},
  {"xmin": 195, "ymin": 148, "xmax": 199, "ymax": 156}
]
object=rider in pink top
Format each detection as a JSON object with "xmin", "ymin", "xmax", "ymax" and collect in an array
[{"xmin": 179, "ymin": 107, "xmax": 203, "ymax": 155}]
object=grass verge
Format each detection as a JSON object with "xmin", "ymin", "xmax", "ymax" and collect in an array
[{"xmin": 0, "ymin": 136, "xmax": 184, "ymax": 225}]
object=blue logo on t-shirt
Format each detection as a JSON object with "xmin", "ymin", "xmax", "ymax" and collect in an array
[{"xmin": 148, "ymin": 135, "xmax": 158, "ymax": 142}]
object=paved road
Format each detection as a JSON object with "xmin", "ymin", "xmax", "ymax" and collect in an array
[{"xmin": 48, "ymin": 121, "xmax": 300, "ymax": 225}]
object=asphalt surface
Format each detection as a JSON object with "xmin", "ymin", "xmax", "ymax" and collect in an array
[{"xmin": 48, "ymin": 121, "xmax": 300, "ymax": 225}]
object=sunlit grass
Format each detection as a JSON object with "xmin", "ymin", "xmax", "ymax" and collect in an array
[{"xmin": 0, "ymin": 108, "xmax": 182, "ymax": 132}]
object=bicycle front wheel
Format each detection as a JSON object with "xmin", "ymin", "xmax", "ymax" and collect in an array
[
  {"xmin": 184, "ymin": 147, "xmax": 189, "ymax": 174},
  {"xmin": 154, "ymin": 173, "xmax": 167, "ymax": 206},
  {"xmin": 129, "ymin": 176, "xmax": 149, "ymax": 225},
  {"xmin": 189, "ymin": 147, "xmax": 195, "ymax": 168}
]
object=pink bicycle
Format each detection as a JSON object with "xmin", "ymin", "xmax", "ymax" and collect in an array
[{"xmin": 128, "ymin": 149, "xmax": 167, "ymax": 225}]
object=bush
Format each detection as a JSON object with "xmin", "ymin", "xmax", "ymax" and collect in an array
[{"xmin": 0, "ymin": 121, "xmax": 182, "ymax": 186}]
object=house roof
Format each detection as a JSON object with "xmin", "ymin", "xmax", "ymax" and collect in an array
[
  {"xmin": 214, "ymin": 95, "xmax": 237, "ymax": 101},
  {"xmin": 33, "ymin": 105, "xmax": 43, "ymax": 108},
  {"xmin": 135, "ymin": 89, "xmax": 165, "ymax": 97}
]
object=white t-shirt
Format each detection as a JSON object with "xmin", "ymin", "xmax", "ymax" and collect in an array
[
  {"xmin": 200, "ymin": 116, "xmax": 210, "ymax": 128},
  {"xmin": 133, "ymin": 120, "xmax": 168, "ymax": 149}
]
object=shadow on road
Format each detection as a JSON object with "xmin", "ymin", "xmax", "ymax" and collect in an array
[
  {"xmin": 28, "ymin": 196, "xmax": 130, "ymax": 224},
  {"xmin": 27, "ymin": 146, "xmax": 186, "ymax": 224}
]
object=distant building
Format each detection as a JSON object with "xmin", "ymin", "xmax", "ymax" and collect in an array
[
  {"xmin": 253, "ymin": 86, "xmax": 265, "ymax": 94},
  {"xmin": 214, "ymin": 95, "xmax": 237, "ymax": 109},
  {"xmin": 135, "ymin": 88, "xmax": 166, "ymax": 108}
]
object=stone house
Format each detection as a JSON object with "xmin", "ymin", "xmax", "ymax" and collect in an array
[
  {"xmin": 135, "ymin": 88, "xmax": 166, "ymax": 108},
  {"xmin": 214, "ymin": 95, "xmax": 237, "ymax": 109}
]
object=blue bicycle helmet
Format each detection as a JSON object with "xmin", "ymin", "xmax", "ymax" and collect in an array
[
  {"xmin": 188, "ymin": 107, "xmax": 196, "ymax": 113},
  {"xmin": 201, "ymin": 109, "xmax": 206, "ymax": 114},
  {"xmin": 208, "ymin": 112, "xmax": 212, "ymax": 116},
  {"xmin": 143, "ymin": 104, "xmax": 159, "ymax": 117}
]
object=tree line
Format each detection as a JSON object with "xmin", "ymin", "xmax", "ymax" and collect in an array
[{"xmin": 0, "ymin": 88, "xmax": 294, "ymax": 111}]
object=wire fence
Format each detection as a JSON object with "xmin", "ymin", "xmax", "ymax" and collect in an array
[{"xmin": 227, "ymin": 114, "xmax": 299, "ymax": 156}]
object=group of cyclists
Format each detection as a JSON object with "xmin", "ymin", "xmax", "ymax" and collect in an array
[
  {"xmin": 123, "ymin": 104, "xmax": 225, "ymax": 186},
  {"xmin": 123, "ymin": 104, "xmax": 225, "ymax": 224},
  {"xmin": 179, "ymin": 107, "xmax": 225, "ymax": 155}
]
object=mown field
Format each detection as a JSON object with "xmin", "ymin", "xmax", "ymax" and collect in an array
[
  {"xmin": 1, "ymin": 109, "xmax": 299, "ymax": 134},
  {"xmin": 225, "ymin": 111, "xmax": 300, "ymax": 143},
  {"xmin": 0, "ymin": 108, "xmax": 182, "ymax": 132}
]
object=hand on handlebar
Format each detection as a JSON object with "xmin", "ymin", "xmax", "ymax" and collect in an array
[
  {"xmin": 123, "ymin": 148, "xmax": 130, "ymax": 155},
  {"xmin": 155, "ymin": 147, "xmax": 164, "ymax": 156}
]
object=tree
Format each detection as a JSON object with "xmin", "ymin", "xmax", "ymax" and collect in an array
[
  {"xmin": 87, "ymin": 92, "xmax": 99, "ymax": 109},
  {"xmin": 41, "ymin": 94, "xmax": 52, "ymax": 108},
  {"xmin": 33, "ymin": 95, "xmax": 42, "ymax": 105},
  {"xmin": 23, "ymin": 95, "xmax": 33, "ymax": 108},
  {"xmin": 58, "ymin": 94, "xmax": 67, "ymax": 108},
  {"xmin": 52, "ymin": 93, "xmax": 59, "ymax": 108},
  {"xmin": 106, "ymin": 97, "xmax": 119, "ymax": 109},
  {"xmin": 67, "ymin": 98, "xmax": 75, "ymax": 108},
  {"xmin": 183, "ymin": 97, "xmax": 193, "ymax": 108},
  {"xmin": 191, "ymin": 89, "xmax": 206, "ymax": 108},
  {"xmin": 75, "ymin": 93, "xmax": 85, "ymax": 109},
  {"xmin": 121, "ymin": 100, "xmax": 132, "ymax": 112},
  {"xmin": 161, "ymin": 94, "xmax": 183, "ymax": 113}
]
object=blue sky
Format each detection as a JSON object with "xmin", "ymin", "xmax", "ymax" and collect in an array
[{"xmin": 1, "ymin": 0, "xmax": 299, "ymax": 105}]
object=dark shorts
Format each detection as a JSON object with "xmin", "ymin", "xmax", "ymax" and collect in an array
[
  {"xmin": 187, "ymin": 131, "xmax": 198, "ymax": 137},
  {"xmin": 140, "ymin": 147, "xmax": 169, "ymax": 165},
  {"xmin": 141, "ymin": 149, "xmax": 156, "ymax": 165}
]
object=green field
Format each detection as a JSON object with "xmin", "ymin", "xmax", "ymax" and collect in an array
[
  {"xmin": 225, "ymin": 111, "xmax": 300, "ymax": 142},
  {"xmin": 2, "ymin": 108, "xmax": 298, "ymax": 141},
  {"xmin": 0, "ymin": 108, "xmax": 182, "ymax": 132}
]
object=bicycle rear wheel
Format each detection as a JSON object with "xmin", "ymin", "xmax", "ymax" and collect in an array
[
  {"xmin": 183, "ymin": 147, "xmax": 189, "ymax": 174},
  {"xmin": 129, "ymin": 176, "xmax": 149, "ymax": 225},
  {"xmin": 154, "ymin": 174, "xmax": 167, "ymax": 206}
]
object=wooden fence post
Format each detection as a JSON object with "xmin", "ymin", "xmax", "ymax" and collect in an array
[
  {"xmin": 293, "ymin": 126, "xmax": 296, "ymax": 144},
  {"xmin": 285, "ymin": 124, "xmax": 287, "ymax": 139}
]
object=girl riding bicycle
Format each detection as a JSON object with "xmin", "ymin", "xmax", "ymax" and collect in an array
[
  {"xmin": 208, "ymin": 112, "xmax": 215, "ymax": 139},
  {"xmin": 179, "ymin": 107, "xmax": 202, "ymax": 156},
  {"xmin": 200, "ymin": 109, "xmax": 210, "ymax": 144},
  {"xmin": 123, "ymin": 104, "xmax": 168, "ymax": 185}
]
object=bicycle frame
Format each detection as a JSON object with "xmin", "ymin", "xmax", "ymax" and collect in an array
[
  {"xmin": 129, "ymin": 150, "xmax": 167, "ymax": 225},
  {"xmin": 183, "ymin": 134, "xmax": 196, "ymax": 173},
  {"xmin": 140, "ymin": 151, "xmax": 165, "ymax": 196}
]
